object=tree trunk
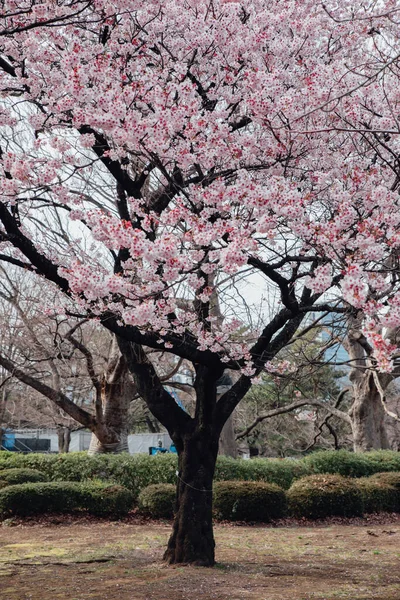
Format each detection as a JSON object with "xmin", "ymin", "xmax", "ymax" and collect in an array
[
  {"xmin": 164, "ymin": 430, "xmax": 219, "ymax": 566},
  {"xmin": 57, "ymin": 427, "xmax": 71, "ymax": 453},
  {"xmin": 344, "ymin": 318, "xmax": 392, "ymax": 453},
  {"xmin": 117, "ymin": 339, "xmax": 225, "ymax": 567},
  {"xmin": 217, "ymin": 372, "xmax": 238, "ymax": 458},
  {"xmin": 88, "ymin": 430, "xmax": 129, "ymax": 454},
  {"xmin": 385, "ymin": 385, "xmax": 400, "ymax": 451},
  {"xmin": 351, "ymin": 375, "xmax": 390, "ymax": 452},
  {"xmin": 87, "ymin": 337, "xmax": 134, "ymax": 455},
  {"xmin": 218, "ymin": 414, "xmax": 238, "ymax": 458},
  {"xmin": 145, "ymin": 412, "xmax": 161, "ymax": 433}
]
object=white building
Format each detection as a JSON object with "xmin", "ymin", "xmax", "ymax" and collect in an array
[{"xmin": 1, "ymin": 429, "xmax": 173, "ymax": 454}]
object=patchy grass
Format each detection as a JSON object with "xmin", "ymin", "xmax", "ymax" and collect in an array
[{"xmin": 1, "ymin": 519, "xmax": 400, "ymax": 599}]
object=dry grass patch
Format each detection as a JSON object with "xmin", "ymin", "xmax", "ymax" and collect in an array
[{"xmin": 0, "ymin": 519, "xmax": 400, "ymax": 600}]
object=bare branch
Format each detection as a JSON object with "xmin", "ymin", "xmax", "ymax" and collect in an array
[{"xmin": 236, "ymin": 397, "xmax": 351, "ymax": 440}]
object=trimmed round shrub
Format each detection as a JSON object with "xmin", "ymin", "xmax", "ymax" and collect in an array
[
  {"xmin": 287, "ymin": 474, "xmax": 363, "ymax": 519},
  {"xmin": 364, "ymin": 451, "xmax": 400, "ymax": 474},
  {"xmin": 214, "ymin": 456, "xmax": 310, "ymax": 489},
  {"xmin": 355, "ymin": 478, "xmax": 398, "ymax": 513},
  {"xmin": 138, "ymin": 483, "xmax": 176, "ymax": 519},
  {"xmin": 369, "ymin": 472, "xmax": 400, "ymax": 490},
  {"xmin": 0, "ymin": 468, "xmax": 48, "ymax": 485},
  {"xmin": 213, "ymin": 481, "xmax": 286, "ymax": 522},
  {"xmin": 79, "ymin": 482, "xmax": 135, "ymax": 516},
  {"xmin": 0, "ymin": 481, "xmax": 134, "ymax": 518},
  {"xmin": 0, "ymin": 482, "xmax": 79, "ymax": 517},
  {"xmin": 303, "ymin": 450, "xmax": 373, "ymax": 478}
]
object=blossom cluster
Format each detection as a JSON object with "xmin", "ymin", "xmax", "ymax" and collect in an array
[{"xmin": 1, "ymin": 1, "xmax": 400, "ymax": 370}]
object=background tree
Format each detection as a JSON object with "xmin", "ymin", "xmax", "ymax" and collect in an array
[
  {"xmin": 237, "ymin": 317, "xmax": 400, "ymax": 453},
  {"xmin": 235, "ymin": 326, "xmax": 352, "ymax": 455},
  {"xmin": 343, "ymin": 316, "xmax": 400, "ymax": 451},
  {"xmin": 0, "ymin": 266, "xmax": 187, "ymax": 452}
]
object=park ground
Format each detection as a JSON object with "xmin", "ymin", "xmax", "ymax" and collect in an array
[{"xmin": 1, "ymin": 516, "xmax": 400, "ymax": 600}]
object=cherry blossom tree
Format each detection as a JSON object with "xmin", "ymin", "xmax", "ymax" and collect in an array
[{"xmin": 2, "ymin": 0, "xmax": 400, "ymax": 565}]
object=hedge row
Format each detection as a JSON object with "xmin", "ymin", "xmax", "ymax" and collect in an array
[
  {"xmin": 137, "ymin": 481, "xmax": 287, "ymax": 521},
  {"xmin": 0, "ymin": 481, "xmax": 134, "ymax": 518},
  {"xmin": 0, "ymin": 452, "xmax": 310, "ymax": 495},
  {"xmin": 1, "ymin": 472, "xmax": 400, "ymax": 521},
  {"xmin": 287, "ymin": 475, "xmax": 363, "ymax": 519},
  {"xmin": 2, "ymin": 449, "xmax": 400, "ymax": 496},
  {"xmin": 138, "ymin": 473, "xmax": 400, "ymax": 522}
]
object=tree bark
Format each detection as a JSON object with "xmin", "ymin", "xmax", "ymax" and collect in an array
[
  {"xmin": 88, "ymin": 431, "xmax": 129, "ymax": 454},
  {"xmin": 351, "ymin": 373, "xmax": 390, "ymax": 452},
  {"xmin": 217, "ymin": 373, "xmax": 238, "ymax": 458},
  {"xmin": 57, "ymin": 427, "xmax": 71, "ymax": 453},
  {"xmin": 164, "ymin": 429, "xmax": 219, "ymax": 566},
  {"xmin": 218, "ymin": 414, "xmax": 238, "ymax": 458},
  {"xmin": 344, "ymin": 317, "xmax": 392, "ymax": 452},
  {"xmin": 119, "ymin": 338, "xmax": 223, "ymax": 566},
  {"xmin": 87, "ymin": 337, "xmax": 133, "ymax": 455}
]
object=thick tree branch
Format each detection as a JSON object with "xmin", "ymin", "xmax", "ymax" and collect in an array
[
  {"xmin": 101, "ymin": 312, "xmax": 222, "ymax": 368},
  {"xmin": 0, "ymin": 353, "xmax": 96, "ymax": 430},
  {"xmin": 117, "ymin": 337, "xmax": 192, "ymax": 439},
  {"xmin": 79, "ymin": 126, "xmax": 142, "ymax": 199},
  {"xmin": 0, "ymin": 204, "xmax": 69, "ymax": 292},
  {"xmin": 248, "ymin": 256, "xmax": 298, "ymax": 312},
  {"xmin": 0, "ymin": 56, "xmax": 17, "ymax": 77}
]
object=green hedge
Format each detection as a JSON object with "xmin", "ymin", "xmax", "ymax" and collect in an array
[
  {"xmin": 138, "ymin": 483, "xmax": 176, "ymax": 519},
  {"xmin": 137, "ymin": 475, "xmax": 400, "ymax": 521},
  {"xmin": 0, "ymin": 481, "xmax": 134, "ymax": 518},
  {"xmin": 302, "ymin": 450, "xmax": 374, "ymax": 478},
  {"xmin": 0, "ymin": 453, "xmax": 178, "ymax": 498},
  {"xmin": 355, "ymin": 478, "xmax": 399, "ymax": 514},
  {"xmin": 213, "ymin": 480, "xmax": 286, "ymax": 522},
  {"xmin": 137, "ymin": 480, "xmax": 286, "ymax": 522},
  {"xmin": 0, "ymin": 468, "xmax": 48, "ymax": 485},
  {"xmin": 1, "ymin": 450, "xmax": 400, "ymax": 499},
  {"xmin": 215, "ymin": 456, "xmax": 310, "ymax": 489},
  {"xmin": 0, "ymin": 453, "xmax": 307, "ymax": 494},
  {"xmin": 287, "ymin": 474, "xmax": 363, "ymax": 519},
  {"xmin": 362, "ymin": 451, "xmax": 400, "ymax": 474}
]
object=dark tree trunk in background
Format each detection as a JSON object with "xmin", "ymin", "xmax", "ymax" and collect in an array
[
  {"xmin": 57, "ymin": 427, "xmax": 71, "ymax": 453},
  {"xmin": 164, "ymin": 429, "xmax": 219, "ymax": 566}
]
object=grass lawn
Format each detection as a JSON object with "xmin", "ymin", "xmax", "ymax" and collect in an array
[{"xmin": 0, "ymin": 518, "xmax": 399, "ymax": 600}]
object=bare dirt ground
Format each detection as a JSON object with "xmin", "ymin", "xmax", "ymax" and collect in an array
[{"xmin": 1, "ymin": 515, "xmax": 400, "ymax": 600}]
